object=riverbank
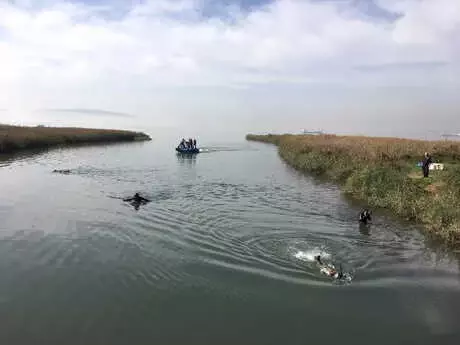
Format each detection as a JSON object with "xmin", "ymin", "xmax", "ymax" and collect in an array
[
  {"xmin": 246, "ymin": 133, "xmax": 460, "ymax": 247},
  {"xmin": 0, "ymin": 125, "xmax": 151, "ymax": 154}
]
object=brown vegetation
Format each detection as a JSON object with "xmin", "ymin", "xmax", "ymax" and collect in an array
[
  {"xmin": 247, "ymin": 133, "xmax": 460, "ymax": 163},
  {"xmin": 0, "ymin": 125, "xmax": 151, "ymax": 154}
]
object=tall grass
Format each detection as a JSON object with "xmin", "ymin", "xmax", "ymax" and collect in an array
[
  {"xmin": 0, "ymin": 125, "xmax": 151, "ymax": 154},
  {"xmin": 246, "ymin": 133, "xmax": 460, "ymax": 247}
]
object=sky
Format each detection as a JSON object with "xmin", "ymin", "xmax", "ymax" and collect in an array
[{"xmin": 0, "ymin": 0, "xmax": 459, "ymax": 141}]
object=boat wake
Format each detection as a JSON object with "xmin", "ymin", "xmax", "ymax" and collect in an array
[{"xmin": 196, "ymin": 146, "xmax": 256, "ymax": 153}]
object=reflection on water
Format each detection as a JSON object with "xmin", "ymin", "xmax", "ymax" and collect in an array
[
  {"xmin": 359, "ymin": 222, "xmax": 371, "ymax": 236},
  {"xmin": 0, "ymin": 138, "xmax": 459, "ymax": 345},
  {"xmin": 176, "ymin": 152, "xmax": 197, "ymax": 166}
]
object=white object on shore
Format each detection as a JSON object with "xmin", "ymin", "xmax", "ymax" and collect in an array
[{"xmin": 429, "ymin": 163, "xmax": 444, "ymax": 170}]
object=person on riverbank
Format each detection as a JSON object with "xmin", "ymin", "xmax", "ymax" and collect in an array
[{"xmin": 422, "ymin": 152, "xmax": 433, "ymax": 178}]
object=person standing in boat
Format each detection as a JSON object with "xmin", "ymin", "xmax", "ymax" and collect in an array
[{"xmin": 193, "ymin": 139, "xmax": 197, "ymax": 149}]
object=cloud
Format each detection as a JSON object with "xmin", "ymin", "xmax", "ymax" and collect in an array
[
  {"xmin": 1, "ymin": 0, "xmax": 458, "ymax": 88},
  {"xmin": 41, "ymin": 108, "xmax": 135, "ymax": 118},
  {"xmin": 0, "ymin": 0, "xmax": 459, "ymax": 137},
  {"xmin": 354, "ymin": 61, "xmax": 449, "ymax": 72}
]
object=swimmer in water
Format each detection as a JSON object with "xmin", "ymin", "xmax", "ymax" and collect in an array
[
  {"xmin": 321, "ymin": 265, "xmax": 343, "ymax": 279},
  {"xmin": 123, "ymin": 193, "xmax": 151, "ymax": 210},
  {"xmin": 315, "ymin": 255, "xmax": 344, "ymax": 279},
  {"xmin": 53, "ymin": 169, "xmax": 71, "ymax": 174},
  {"xmin": 123, "ymin": 193, "xmax": 150, "ymax": 203}
]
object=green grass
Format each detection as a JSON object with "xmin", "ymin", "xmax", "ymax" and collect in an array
[
  {"xmin": 246, "ymin": 133, "xmax": 460, "ymax": 247},
  {"xmin": 0, "ymin": 125, "xmax": 151, "ymax": 154}
]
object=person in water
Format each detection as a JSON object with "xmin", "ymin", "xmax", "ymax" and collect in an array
[
  {"xmin": 359, "ymin": 209, "xmax": 372, "ymax": 224},
  {"xmin": 123, "ymin": 193, "xmax": 151, "ymax": 211},
  {"xmin": 315, "ymin": 255, "xmax": 323, "ymax": 265},
  {"xmin": 53, "ymin": 169, "xmax": 71, "ymax": 174},
  {"xmin": 315, "ymin": 255, "xmax": 343, "ymax": 279},
  {"xmin": 123, "ymin": 193, "xmax": 150, "ymax": 203}
]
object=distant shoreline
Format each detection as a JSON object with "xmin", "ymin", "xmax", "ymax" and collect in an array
[
  {"xmin": 246, "ymin": 133, "xmax": 460, "ymax": 247},
  {"xmin": 0, "ymin": 125, "xmax": 151, "ymax": 155}
]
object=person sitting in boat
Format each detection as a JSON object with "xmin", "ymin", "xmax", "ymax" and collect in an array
[
  {"xmin": 359, "ymin": 209, "xmax": 372, "ymax": 224},
  {"xmin": 178, "ymin": 138, "xmax": 186, "ymax": 149}
]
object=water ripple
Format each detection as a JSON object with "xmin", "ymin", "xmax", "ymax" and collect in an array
[{"xmin": 1, "ymin": 142, "xmax": 459, "ymax": 298}]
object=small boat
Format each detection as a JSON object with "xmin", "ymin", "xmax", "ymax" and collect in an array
[{"xmin": 176, "ymin": 146, "xmax": 200, "ymax": 154}]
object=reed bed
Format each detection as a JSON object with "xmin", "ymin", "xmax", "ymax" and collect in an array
[{"xmin": 0, "ymin": 125, "xmax": 151, "ymax": 154}]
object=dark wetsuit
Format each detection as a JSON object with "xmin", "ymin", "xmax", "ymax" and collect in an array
[
  {"xmin": 359, "ymin": 210, "xmax": 372, "ymax": 224},
  {"xmin": 315, "ymin": 255, "xmax": 323, "ymax": 265},
  {"xmin": 123, "ymin": 193, "xmax": 150, "ymax": 210},
  {"xmin": 422, "ymin": 155, "xmax": 433, "ymax": 178},
  {"xmin": 123, "ymin": 193, "xmax": 150, "ymax": 203},
  {"xmin": 53, "ymin": 169, "xmax": 71, "ymax": 174}
]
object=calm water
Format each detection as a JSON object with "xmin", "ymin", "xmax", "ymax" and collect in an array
[{"xmin": 1, "ymin": 137, "xmax": 460, "ymax": 345}]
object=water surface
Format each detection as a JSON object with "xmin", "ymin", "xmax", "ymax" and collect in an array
[{"xmin": 0, "ymin": 137, "xmax": 459, "ymax": 345}]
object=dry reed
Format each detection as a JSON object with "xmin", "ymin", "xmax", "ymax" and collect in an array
[{"xmin": 0, "ymin": 125, "xmax": 151, "ymax": 154}]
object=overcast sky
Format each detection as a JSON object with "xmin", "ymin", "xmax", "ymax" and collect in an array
[{"xmin": 0, "ymin": 0, "xmax": 459, "ymax": 141}]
